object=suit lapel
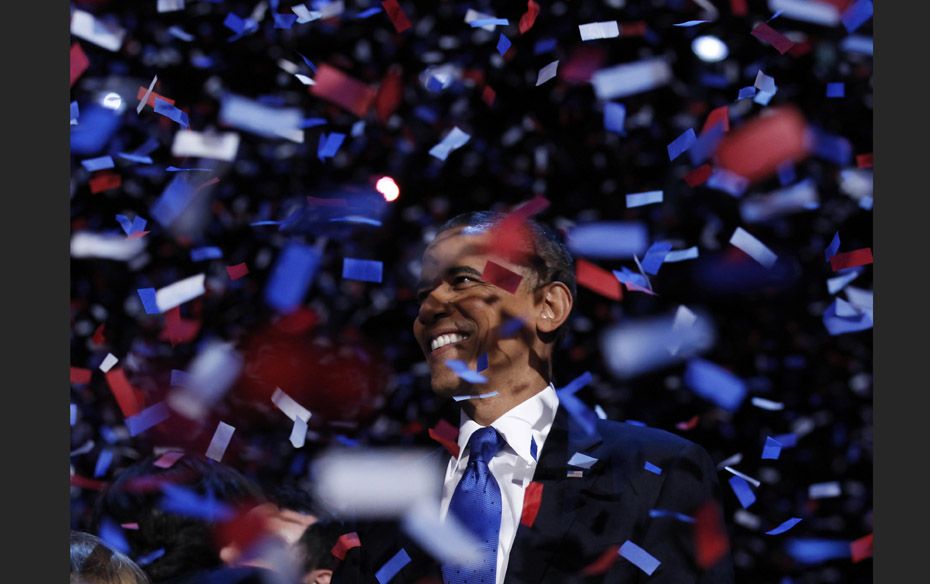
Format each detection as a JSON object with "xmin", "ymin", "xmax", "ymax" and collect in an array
[{"xmin": 504, "ymin": 404, "xmax": 611, "ymax": 584}]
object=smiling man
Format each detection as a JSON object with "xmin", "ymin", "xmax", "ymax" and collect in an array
[{"xmin": 334, "ymin": 210, "xmax": 734, "ymax": 584}]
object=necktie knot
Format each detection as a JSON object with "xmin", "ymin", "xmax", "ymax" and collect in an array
[{"xmin": 468, "ymin": 426, "xmax": 504, "ymax": 465}]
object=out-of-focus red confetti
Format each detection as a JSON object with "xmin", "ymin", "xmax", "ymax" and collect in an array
[
  {"xmin": 620, "ymin": 21, "xmax": 648, "ymax": 37},
  {"xmin": 576, "ymin": 259, "xmax": 623, "ymax": 301},
  {"xmin": 581, "ymin": 544, "xmax": 621, "ymax": 576},
  {"xmin": 850, "ymin": 532, "xmax": 873, "ymax": 563},
  {"xmin": 226, "ymin": 263, "xmax": 249, "ymax": 280},
  {"xmin": 856, "ymin": 153, "xmax": 874, "ymax": 168},
  {"xmin": 153, "ymin": 451, "xmax": 185, "ymax": 469},
  {"xmin": 105, "ymin": 368, "xmax": 143, "ymax": 418},
  {"xmin": 520, "ymin": 482, "xmax": 544, "ymax": 527},
  {"xmin": 702, "ymin": 106, "xmax": 730, "ymax": 134},
  {"xmin": 482, "ymin": 85, "xmax": 496, "ymax": 106},
  {"xmin": 730, "ymin": 0, "xmax": 748, "ymax": 16},
  {"xmin": 428, "ymin": 419, "xmax": 460, "ymax": 458},
  {"xmin": 71, "ymin": 367, "xmax": 92, "ymax": 385},
  {"xmin": 751, "ymin": 22, "xmax": 796, "ymax": 55},
  {"xmin": 518, "ymin": 0, "xmax": 540, "ymax": 34},
  {"xmin": 382, "ymin": 0, "xmax": 412, "ymax": 33},
  {"xmin": 90, "ymin": 172, "xmax": 122, "ymax": 194},
  {"xmin": 71, "ymin": 474, "xmax": 108, "ymax": 491},
  {"xmin": 121, "ymin": 523, "xmax": 139, "ymax": 530},
  {"xmin": 136, "ymin": 86, "xmax": 175, "ymax": 109},
  {"xmin": 375, "ymin": 65, "xmax": 404, "ymax": 123},
  {"xmin": 309, "ymin": 64, "xmax": 377, "ymax": 118},
  {"xmin": 482, "ymin": 260, "xmax": 524, "ymax": 294},
  {"xmin": 92, "ymin": 324, "xmax": 106, "ymax": 345},
  {"xmin": 70, "ymin": 43, "xmax": 90, "ymax": 88},
  {"xmin": 715, "ymin": 107, "xmax": 809, "ymax": 183},
  {"xmin": 331, "ymin": 532, "xmax": 362, "ymax": 560},
  {"xmin": 273, "ymin": 307, "xmax": 319, "ymax": 335},
  {"xmin": 830, "ymin": 248, "xmax": 873, "ymax": 271},
  {"xmin": 694, "ymin": 501, "xmax": 730, "ymax": 569},
  {"xmin": 684, "ymin": 164, "xmax": 713, "ymax": 187},
  {"xmin": 160, "ymin": 307, "xmax": 201, "ymax": 345},
  {"xmin": 676, "ymin": 415, "xmax": 700, "ymax": 431}
]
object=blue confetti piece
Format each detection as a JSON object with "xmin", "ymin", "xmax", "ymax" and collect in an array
[
  {"xmin": 700, "ymin": 72, "xmax": 730, "ymax": 88},
  {"xmin": 160, "ymin": 484, "xmax": 235, "ymax": 522},
  {"xmin": 190, "ymin": 247, "xmax": 223, "ymax": 262},
  {"xmin": 413, "ymin": 105, "xmax": 440, "ymax": 124},
  {"xmin": 689, "ymin": 122, "xmax": 725, "ymax": 166},
  {"xmin": 643, "ymin": 461, "xmax": 662, "ymax": 475},
  {"xmin": 649, "ymin": 509, "xmax": 695, "ymax": 523},
  {"xmin": 342, "ymin": 258, "xmax": 383, "ymax": 283},
  {"xmin": 625, "ymin": 190, "xmax": 663, "ymax": 208},
  {"xmin": 567, "ymin": 221, "xmax": 649, "ymax": 259},
  {"xmin": 170, "ymin": 369, "xmax": 190, "ymax": 387},
  {"xmin": 469, "ymin": 18, "xmax": 509, "ymax": 28},
  {"xmin": 133, "ymin": 137, "xmax": 160, "ymax": 156},
  {"xmin": 568, "ymin": 452, "xmax": 599, "ymax": 469},
  {"xmin": 154, "ymin": 98, "xmax": 189, "ymax": 128},
  {"xmin": 684, "ymin": 359, "xmax": 747, "ymax": 411},
  {"xmin": 273, "ymin": 13, "xmax": 298, "ymax": 29},
  {"xmin": 375, "ymin": 548, "xmax": 411, "ymax": 584},
  {"xmin": 70, "ymin": 101, "xmax": 79, "ymax": 124},
  {"xmin": 265, "ymin": 243, "xmax": 322, "ymax": 312},
  {"xmin": 766, "ymin": 517, "xmax": 802, "ymax": 535},
  {"xmin": 71, "ymin": 105, "xmax": 121, "ymax": 155},
  {"xmin": 223, "ymin": 12, "xmax": 258, "ymax": 39},
  {"xmin": 499, "ymin": 317, "xmax": 524, "ymax": 338},
  {"xmin": 762, "ymin": 436, "xmax": 783, "ymax": 460},
  {"xmin": 557, "ymin": 390, "xmax": 598, "ymax": 438},
  {"xmin": 728, "ymin": 475, "xmax": 756, "ymax": 508},
  {"xmin": 823, "ymin": 300, "xmax": 873, "ymax": 335},
  {"xmin": 738, "ymin": 86, "xmax": 758, "ymax": 100},
  {"xmin": 558, "ymin": 371, "xmax": 593, "ymax": 397},
  {"xmin": 444, "ymin": 359, "xmax": 488, "ymax": 384},
  {"xmin": 641, "ymin": 241, "xmax": 673, "ymax": 275},
  {"xmin": 168, "ymin": 26, "xmax": 194, "ymax": 41},
  {"xmin": 117, "ymin": 152, "xmax": 153, "ymax": 164},
  {"xmin": 612, "ymin": 267, "xmax": 649, "ymax": 288},
  {"xmin": 496, "ymin": 34, "xmax": 512, "ymax": 56},
  {"xmin": 825, "ymin": 232, "xmax": 841, "ymax": 261},
  {"xmin": 784, "ymin": 538, "xmax": 850, "ymax": 564},
  {"xmin": 126, "ymin": 402, "xmax": 170, "ymax": 437},
  {"xmin": 355, "ymin": 7, "xmax": 382, "ymax": 18},
  {"xmin": 841, "ymin": 35, "xmax": 872, "ymax": 55},
  {"xmin": 477, "ymin": 353, "xmax": 488, "ymax": 372},
  {"xmin": 706, "ymin": 168, "xmax": 749, "ymax": 197},
  {"xmin": 318, "ymin": 132, "xmax": 346, "ymax": 160},
  {"xmin": 335, "ymin": 435, "xmax": 360, "ymax": 447},
  {"xmin": 773, "ymin": 433, "xmax": 797, "ymax": 447},
  {"xmin": 530, "ymin": 436, "xmax": 537, "ymax": 461},
  {"xmin": 70, "ymin": 403, "xmax": 77, "ymax": 426},
  {"xmin": 604, "ymin": 102, "xmax": 626, "ymax": 135},
  {"xmin": 667, "ymin": 128, "xmax": 696, "ymax": 161},
  {"xmin": 136, "ymin": 548, "xmax": 165, "ymax": 566},
  {"xmin": 674, "ymin": 20, "xmax": 709, "ymax": 27},
  {"xmin": 99, "ymin": 519, "xmax": 130, "ymax": 554},
  {"xmin": 151, "ymin": 175, "xmax": 196, "ymax": 227},
  {"xmin": 618, "ymin": 540, "xmax": 661, "ymax": 576},
  {"xmin": 534, "ymin": 38, "xmax": 557, "ymax": 54},
  {"xmin": 297, "ymin": 52, "xmax": 317, "ymax": 73},
  {"xmin": 94, "ymin": 449, "xmax": 114, "ymax": 478},
  {"xmin": 625, "ymin": 419, "xmax": 647, "ymax": 427},
  {"xmin": 82, "ymin": 156, "xmax": 115, "ymax": 172},
  {"xmin": 841, "ymin": 0, "xmax": 873, "ymax": 33},
  {"xmin": 166, "ymin": 166, "xmax": 211, "ymax": 172},
  {"xmin": 137, "ymin": 288, "xmax": 160, "ymax": 315},
  {"xmin": 776, "ymin": 162, "xmax": 796, "ymax": 186},
  {"xmin": 300, "ymin": 117, "xmax": 327, "ymax": 128},
  {"xmin": 809, "ymin": 128, "xmax": 853, "ymax": 166},
  {"xmin": 826, "ymin": 82, "xmax": 845, "ymax": 98},
  {"xmin": 425, "ymin": 76, "xmax": 445, "ymax": 92},
  {"xmin": 116, "ymin": 214, "xmax": 147, "ymax": 236}
]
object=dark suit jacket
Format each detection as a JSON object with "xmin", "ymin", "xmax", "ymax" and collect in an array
[{"xmin": 333, "ymin": 404, "xmax": 735, "ymax": 584}]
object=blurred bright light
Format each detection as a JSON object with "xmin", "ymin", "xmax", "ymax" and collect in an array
[
  {"xmin": 376, "ymin": 176, "xmax": 400, "ymax": 202},
  {"xmin": 101, "ymin": 92, "xmax": 123, "ymax": 110},
  {"xmin": 692, "ymin": 35, "xmax": 729, "ymax": 63}
]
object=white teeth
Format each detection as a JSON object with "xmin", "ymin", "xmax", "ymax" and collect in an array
[{"xmin": 430, "ymin": 333, "xmax": 467, "ymax": 352}]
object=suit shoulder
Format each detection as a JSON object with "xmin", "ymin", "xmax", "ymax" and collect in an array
[{"xmin": 596, "ymin": 418, "xmax": 711, "ymax": 462}]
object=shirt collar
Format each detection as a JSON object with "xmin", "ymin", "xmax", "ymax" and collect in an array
[{"xmin": 456, "ymin": 383, "xmax": 559, "ymax": 466}]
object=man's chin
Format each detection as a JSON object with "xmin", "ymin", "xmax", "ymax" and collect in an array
[{"xmin": 429, "ymin": 374, "xmax": 469, "ymax": 399}]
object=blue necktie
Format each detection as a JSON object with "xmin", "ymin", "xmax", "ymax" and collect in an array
[{"xmin": 442, "ymin": 426, "xmax": 505, "ymax": 584}]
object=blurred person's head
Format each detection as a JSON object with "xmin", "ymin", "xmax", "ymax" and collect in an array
[
  {"xmin": 93, "ymin": 453, "xmax": 264, "ymax": 583},
  {"xmin": 413, "ymin": 211, "xmax": 575, "ymax": 424},
  {"xmin": 263, "ymin": 483, "xmax": 319, "ymax": 545},
  {"xmin": 70, "ymin": 530, "xmax": 150, "ymax": 584},
  {"xmin": 295, "ymin": 521, "xmax": 344, "ymax": 584}
]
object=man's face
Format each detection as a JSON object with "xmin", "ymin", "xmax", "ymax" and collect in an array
[{"xmin": 412, "ymin": 226, "xmax": 544, "ymax": 397}]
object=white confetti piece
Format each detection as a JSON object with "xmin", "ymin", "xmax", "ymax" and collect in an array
[
  {"xmin": 729, "ymin": 227, "xmax": 778, "ymax": 268},
  {"xmin": 579, "ymin": 21, "xmax": 620, "ymax": 41},
  {"xmin": 205, "ymin": 421, "xmax": 235, "ymax": 462}
]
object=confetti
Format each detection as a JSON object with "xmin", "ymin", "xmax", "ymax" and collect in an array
[
  {"xmin": 160, "ymin": 483, "xmax": 234, "ymax": 521},
  {"xmin": 591, "ymin": 58, "xmax": 673, "ymax": 100},
  {"xmin": 171, "ymin": 130, "xmax": 240, "ymax": 161},
  {"xmin": 382, "ymin": 0, "xmax": 412, "ymax": 33},
  {"xmin": 219, "ymin": 94, "xmax": 302, "ymax": 139},
  {"xmin": 444, "ymin": 360, "xmax": 488, "ymax": 384},
  {"xmin": 271, "ymin": 387, "xmax": 313, "ymax": 423},
  {"xmin": 496, "ymin": 34, "xmax": 512, "ymax": 56},
  {"xmin": 667, "ymin": 128, "xmax": 697, "ymax": 161},
  {"xmin": 331, "ymin": 532, "xmax": 362, "ymax": 560},
  {"xmin": 289, "ymin": 417, "xmax": 308, "ymax": 448},
  {"xmin": 576, "ymin": 259, "xmax": 623, "ymax": 301},
  {"xmin": 830, "ymin": 248, "xmax": 873, "ymax": 271},
  {"xmin": 751, "ymin": 22, "xmax": 796, "ymax": 54},
  {"xmin": 604, "ymin": 102, "xmax": 626, "ymax": 135},
  {"xmin": 105, "ymin": 369, "xmax": 143, "ymax": 418},
  {"xmin": 684, "ymin": 358, "xmax": 747, "ymax": 411},
  {"xmin": 729, "ymin": 227, "xmax": 778, "ymax": 268},
  {"xmin": 205, "ymin": 421, "xmax": 236, "ymax": 462},
  {"xmin": 579, "ymin": 21, "xmax": 620, "ymax": 41},
  {"xmin": 850, "ymin": 533, "xmax": 873, "ymax": 563},
  {"xmin": 625, "ymin": 190, "xmax": 663, "ymax": 208},
  {"xmin": 740, "ymin": 179, "xmax": 819, "ymax": 223},
  {"xmin": 125, "ymin": 402, "xmax": 170, "ymax": 437},
  {"xmin": 342, "ymin": 258, "xmax": 383, "ymax": 283},
  {"xmin": 264, "ymin": 244, "xmax": 322, "ymax": 313},
  {"xmin": 70, "ymin": 43, "xmax": 90, "ymax": 87},
  {"xmin": 649, "ymin": 509, "xmax": 695, "ymax": 523},
  {"xmin": 784, "ymin": 538, "xmax": 850, "ymax": 564},
  {"xmin": 664, "ymin": 247, "xmax": 699, "ymax": 263},
  {"xmin": 375, "ymin": 548, "xmax": 411, "ymax": 584},
  {"xmin": 226, "ymin": 263, "xmax": 249, "ymax": 280},
  {"xmin": 99, "ymin": 353, "xmax": 119, "ymax": 373},
  {"xmin": 841, "ymin": 0, "xmax": 873, "ymax": 33},
  {"xmin": 567, "ymin": 452, "xmax": 598, "ymax": 469},
  {"xmin": 761, "ymin": 436, "xmax": 783, "ymax": 460},
  {"xmin": 643, "ymin": 461, "xmax": 662, "ymax": 475},
  {"xmin": 826, "ymin": 82, "xmax": 845, "ymax": 98},
  {"xmin": 153, "ymin": 99, "xmax": 190, "ymax": 128},
  {"xmin": 153, "ymin": 451, "xmax": 185, "ymax": 469},
  {"xmin": 429, "ymin": 126, "xmax": 471, "ymax": 161},
  {"xmin": 190, "ymin": 247, "xmax": 222, "ymax": 262},
  {"xmin": 428, "ymin": 419, "xmax": 460, "ymax": 458},
  {"xmin": 716, "ymin": 107, "xmax": 809, "ymax": 182},
  {"xmin": 768, "ymin": 0, "xmax": 841, "ymax": 26},
  {"xmin": 765, "ymin": 517, "xmax": 802, "ymax": 535},
  {"xmin": 71, "ymin": 232, "xmax": 146, "ymax": 261},
  {"xmin": 567, "ymin": 222, "xmax": 649, "ymax": 259},
  {"xmin": 81, "ymin": 156, "xmax": 115, "ymax": 172},
  {"xmin": 520, "ymin": 482, "xmax": 544, "ymax": 527},
  {"xmin": 728, "ymin": 476, "xmax": 756, "ymax": 508},
  {"xmin": 481, "ymin": 260, "xmax": 523, "ymax": 294},
  {"xmin": 536, "ymin": 60, "xmax": 559, "ymax": 86},
  {"xmin": 808, "ymin": 481, "xmax": 841, "ymax": 499},
  {"xmin": 618, "ymin": 540, "xmax": 661, "ymax": 576},
  {"xmin": 70, "ymin": 9, "xmax": 126, "ymax": 52},
  {"xmin": 751, "ymin": 397, "xmax": 784, "ymax": 411},
  {"xmin": 518, "ymin": 0, "xmax": 541, "ymax": 34},
  {"xmin": 309, "ymin": 64, "xmax": 377, "ymax": 117}
]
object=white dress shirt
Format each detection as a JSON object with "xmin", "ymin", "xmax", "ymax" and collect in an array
[{"xmin": 439, "ymin": 384, "xmax": 560, "ymax": 584}]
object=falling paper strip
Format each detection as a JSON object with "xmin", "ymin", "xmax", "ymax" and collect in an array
[
  {"xmin": 429, "ymin": 127, "xmax": 471, "ymax": 161},
  {"xmin": 71, "ymin": 232, "xmax": 147, "ymax": 261},
  {"xmin": 618, "ymin": 540, "xmax": 661, "ymax": 576},
  {"xmin": 567, "ymin": 452, "xmax": 599, "ymax": 469},
  {"xmin": 729, "ymin": 227, "xmax": 778, "ymax": 268},
  {"xmin": 451, "ymin": 391, "xmax": 499, "ymax": 402},
  {"xmin": 536, "ymin": 61, "xmax": 559, "ymax": 86},
  {"xmin": 766, "ymin": 517, "xmax": 802, "ymax": 535},
  {"xmin": 664, "ymin": 247, "xmax": 699, "ymax": 262},
  {"xmin": 171, "ymin": 130, "xmax": 241, "ymax": 161},
  {"xmin": 643, "ymin": 461, "xmax": 663, "ymax": 475},
  {"xmin": 626, "ymin": 190, "xmax": 663, "ymax": 208},
  {"xmin": 342, "ymin": 258, "xmax": 384, "ymax": 283},
  {"xmin": 375, "ymin": 548, "xmax": 412, "ymax": 584},
  {"xmin": 761, "ymin": 436, "xmax": 783, "ymax": 460},
  {"xmin": 99, "ymin": 353, "xmax": 119, "ymax": 373},
  {"xmin": 271, "ymin": 388, "xmax": 313, "ymax": 422},
  {"xmin": 402, "ymin": 503, "xmax": 483, "ymax": 567},
  {"xmin": 154, "ymin": 274, "xmax": 206, "ymax": 313},
  {"xmin": 70, "ymin": 9, "xmax": 127, "ymax": 52},
  {"xmin": 205, "ymin": 421, "xmax": 235, "ymax": 462},
  {"xmin": 591, "ymin": 58, "xmax": 673, "ymax": 100},
  {"xmin": 579, "ymin": 21, "xmax": 620, "ymax": 41},
  {"xmin": 724, "ymin": 466, "xmax": 762, "ymax": 488},
  {"xmin": 126, "ymin": 402, "xmax": 171, "ymax": 437},
  {"xmin": 290, "ymin": 417, "xmax": 308, "ymax": 448},
  {"xmin": 729, "ymin": 476, "xmax": 756, "ymax": 508},
  {"xmin": 808, "ymin": 481, "xmax": 842, "ymax": 499}
]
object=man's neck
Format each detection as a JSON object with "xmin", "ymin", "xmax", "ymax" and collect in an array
[{"xmin": 460, "ymin": 374, "xmax": 550, "ymax": 426}]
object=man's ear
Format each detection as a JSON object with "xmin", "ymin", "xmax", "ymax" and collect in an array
[
  {"xmin": 537, "ymin": 282, "xmax": 573, "ymax": 335},
  {"xmin": 310, "ymin": 569, "xmax": 332, "ymax": 584}
]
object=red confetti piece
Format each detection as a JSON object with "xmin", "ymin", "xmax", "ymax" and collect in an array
[
  {"xmin": 160, "ymin": 307, "xmax": 201, "ymax": 345},
  {"xmin": 226, "ymin": 263, "xmax": 249, "ymax": 280},
  {"xmin": 428, "ymin": 419, "xmax": 460, "ymax": 458},
  {"xmin": 381, "ymin": 0, "xmax": 412, "ymax": 33},
  {"xmin": 70, "ymin": 43, "xmax": 90, "ymax": 88},
  {"xmin": 215, "ymin": 506, "xmax": 271, "ymax": 552},
  {"xmin": 676, "ymin": 415, "xmax": 700, "ymax": 431},
  {"xmin": 482, "ymin": 85, "xmax": 496, "ymax": 106},
  {"xmin": 70, "ymin": 367, "xmax": 92, "ymax": 385},
  {"xmin": 520, "ymin": 482, "xmax": 544, "ymax": 527},
  {"xmin": 375, "ymin": 65, "xmax": 404, "ymax": 123},
  {"xmin": 694, "ymin": 501, "xmax": 730, "ymax": 569},
  {"xmin": 830, "ymin": 248, "xmax": 873, "ymax": 271},
  {"xmin": 511, "ymin": 194, "xmax": 550, "ymax": 219},
  {"xmin": 702, "ymin": 105, "xmax": 730, "ymax": 135},
  {"xmin": 105, "ymin": 368, "xmax": 143, "ymax": 418},
  {"xmin": 787, "ymin": 39, "xmax": 814, "ymax": 57},
  {"xmin": 856, "ymin": 153, "xmax": 874, "ymax": 168},
  {"xmin": 518, "ymin": 0, "xmax": 540, "ymax": 34},
  {"xmin": 482, "ymin": 260, "xmax": 524, "ymax": 294},
  {"xmin": 850, "ymin": 533, "xmax": 873, "ymax": 563},
  {"xmin": 576, "ymin": 259, "xmax": 623, "ymax": 301},
  {"xmin": 730, "ymin": 0, "xmax": 748, "ymax": 16},
  {"xmin": 716, "ymin": 107, "xmax": 809, "ymax": 183},
  {"xmin": 89, "ymin": 172, "xmax": 122, "ymax": 194},
  {"xmin": 153, "ymin": 451, "xmax": 185, "ymax": 469},
  {"xmin": 581, "ymin": 544, "xmax": 621, "ymax": 576},
  {"xmin": 128, "ymin": 231, "xmax": 150, "ymax": 240},
  {"xmin": 136, "ymin": 86, "xmax": 176, "ymax": 109},
  {"xmin": 486, "ymin": 213, "xmax": 536, "ymax": 265},
  {"xmin": 751, "ymin": 22, "xmax": 796, "ymax": 55},
  {"xmin": 92, "ymin": 323, "xmax": 106, "ymax": 345},
  {"xmin": 70, "ymin": 474, "xmax": 108, "ymax": 491},
  {"xmin": 121, "ymin": 523, "xmax": 139, "ymax": 530},
  {"xmin": 309, "ymin": 64, "xmax": 377, "ymax": 118},
  {"xmin": 620, "ymin": 21, "xmax": 648, "ymax": 37},
  {"xmin": 274, "ymin": 307, "xmax": 319, "ymax": 335},
  {"xmin": 684, "ymin": 164, "xmax": 713, "ymax": 187},
  {"xmin": 331, "ymin": 532, "xmax": 362, "ymax": 560}
]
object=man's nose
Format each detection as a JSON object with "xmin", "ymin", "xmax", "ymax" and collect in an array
[{"xmin": 417, "ymin": 286, "xmax": 453, "ymax": 324}]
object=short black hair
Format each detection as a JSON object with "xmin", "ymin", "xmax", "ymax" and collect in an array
[
  {"xmin": 436, "ymin": 210, "xmax": 577, "ymax": 301},
  {"xmin": 92, "ymin": 453, "xmax": 264, "ymax": 583},
  {"xmin": 70, "ymin": 530, "xmax": 150, "ymax": 584},
  {"xmin": 295, "ymin": 520, "xmax": 344, "ymax": 573}
]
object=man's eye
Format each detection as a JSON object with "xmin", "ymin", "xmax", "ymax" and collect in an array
[{"xmin": 452, "ymin": 275, "xmax": 475, "ymax": 286}]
